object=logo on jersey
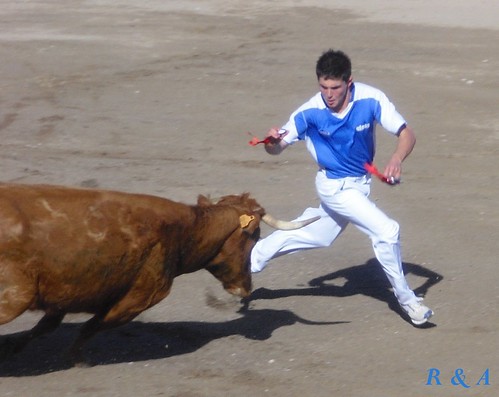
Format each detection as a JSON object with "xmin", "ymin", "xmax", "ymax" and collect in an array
[{"xmin": 355, "ymin": 123, "xmax": 371, "ymax": 132}]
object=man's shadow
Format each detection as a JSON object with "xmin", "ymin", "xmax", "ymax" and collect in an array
[
  {"xmin": 246, "ymin": 259, "xmax": 442, "ymax": 326},
  {"xmin": 0, "ymin": 306, "xmax": 347, "ymax": 377}
]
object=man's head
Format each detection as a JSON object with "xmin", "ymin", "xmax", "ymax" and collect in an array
[
  {"xmin": 316, "ymin": 49, "xmax": 353, "ymax": 112},
  {"xmin": 315, "ymin": 49, "xmax": 352, "ymax": 81}
]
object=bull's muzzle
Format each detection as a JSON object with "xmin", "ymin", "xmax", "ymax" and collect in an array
[{"xmin": 226, "ymin": 285, "xmax": 251, "ymax": 298}]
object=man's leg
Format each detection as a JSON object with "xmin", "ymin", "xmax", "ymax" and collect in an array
[
  {"xmin": 316, "ymin": 174, "xmax": 427, "ymax": 307},
  {"xmin": 251, "ymin": 205, "xmax": 347, "ymax": 273}
]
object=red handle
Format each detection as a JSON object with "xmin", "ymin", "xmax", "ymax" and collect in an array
[
  {"xmin": 248, "ymin": 136, "xmax": 273, "ymax": 146},
  {"xmin": 364, "ymin": 163, "xmax": 399, "ymax": 185}
]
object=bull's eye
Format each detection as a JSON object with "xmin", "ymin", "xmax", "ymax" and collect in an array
[{"xmin": 207, "ymin": 264, "xmax": 223, "ymax": 276}]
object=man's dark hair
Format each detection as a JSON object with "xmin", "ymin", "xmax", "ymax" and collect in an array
[{"xmin": 315, "ymin": 49, "xmax": 352, "ymax": 82}]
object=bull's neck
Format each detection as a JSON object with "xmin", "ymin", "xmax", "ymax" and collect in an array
[{"xmin": 175, "ymin": 207, "xmax": 240, "ymax": 275}]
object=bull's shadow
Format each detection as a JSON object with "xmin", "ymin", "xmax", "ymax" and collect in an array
[
  {"xmin": 247, "ymin": 259, "xmax": 443, "ymax": 325},
  {"xmin": 0, "ymin": 306, "xmax": 346, "ymax": 376}
]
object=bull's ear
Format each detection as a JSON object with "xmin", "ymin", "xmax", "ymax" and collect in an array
[
  {"xmin": 239, "ymin": 214, "xmax": 255, "ymax": 229},
  {"xmin": 197, "ymin": 195, "xmax": 212, "ymax": 206},
  {"xmin": 239, "ymin": 214, "xmax": 260, "ymax": 234}
]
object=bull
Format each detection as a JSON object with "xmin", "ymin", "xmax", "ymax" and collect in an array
[{"xmin": 0, "ymin": 183, "xmax": 318, "ymax": 366}]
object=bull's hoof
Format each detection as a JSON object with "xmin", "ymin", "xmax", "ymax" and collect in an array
[
  {"xmin": 0, "ymin": 336, "xmax": 28, "ymax": 360},
  {"xmin": 68, "ymin": 348, "xmax": 93, "ymax": 368}
]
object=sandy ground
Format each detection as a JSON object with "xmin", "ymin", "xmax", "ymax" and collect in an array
[{"xmin": 1, "ymin": 1, "xmax": 498, "ymax": 396}]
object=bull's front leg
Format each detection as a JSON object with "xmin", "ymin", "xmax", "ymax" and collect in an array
[
  {"xmin": 69, "ymin": 269, "xmax": 173, "ymax": 367},
  {"xmin": 0, "ymin": 312, "xmax": 65, "ymax": 360},
  {"xmin": 69, "ymin": 314, "xmax": 107, "ymax": 368}
]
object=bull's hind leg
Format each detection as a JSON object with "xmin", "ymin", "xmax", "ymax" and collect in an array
[
  {"xmin": 0, "ymin": 265, "xmax": 36, "ymax": 325},
  {"xmin": 0, "ymin": 266, "xmax": 62, "ymax": 359}
]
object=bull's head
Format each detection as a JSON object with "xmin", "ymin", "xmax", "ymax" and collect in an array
[{"xmin": 199, "ymin": 194, "xmax": 319, "ymax": 298}]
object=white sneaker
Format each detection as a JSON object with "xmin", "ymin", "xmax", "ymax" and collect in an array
[{"xmin": 400, "ymin": 299, "xmax": 434, "ymax": 325}]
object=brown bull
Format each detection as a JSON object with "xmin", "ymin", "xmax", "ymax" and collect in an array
[{"xmin": 0, "ymin": 183, "xmax": 317, "ymax": 366}]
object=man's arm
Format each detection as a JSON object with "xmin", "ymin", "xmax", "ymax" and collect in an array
[{"xmin": 384, "ymin": 125, "xmax": 416, "ymax": 180}]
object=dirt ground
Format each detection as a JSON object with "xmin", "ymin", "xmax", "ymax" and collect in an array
[{"xmin": 1, "ymin": 1, "xmax": 498, "ymax": 396}]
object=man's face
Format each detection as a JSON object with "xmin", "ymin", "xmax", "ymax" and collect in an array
[{"xmin": 318, "ymin": 76, "xmax": 352, "ymax": 113}]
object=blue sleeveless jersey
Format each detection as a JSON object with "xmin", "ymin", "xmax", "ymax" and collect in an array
[{"xmin": 282, "ymin": 82, "xmax": 407, "ymax": 179}]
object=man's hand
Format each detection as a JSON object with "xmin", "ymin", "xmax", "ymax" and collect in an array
[
  {"xmin": 383, "ymin": 126, "xmax": 416, "ymax": 180},
  {"xmin": 384, "ymin": 157, "xmax": 403, "ymax": 181},
  {"xmin": 264, "ymin": 127, "xmax": 288, "ymax": 155}
]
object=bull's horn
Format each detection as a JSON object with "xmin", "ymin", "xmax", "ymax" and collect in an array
[{"xmin": 261, "ymin": 214, "xmax": 321, "ymax": 230}]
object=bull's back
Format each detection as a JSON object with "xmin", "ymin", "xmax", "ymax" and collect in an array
[{"xmin": 0, "ymin": 183, "xmax": 191, "ymax": 311}]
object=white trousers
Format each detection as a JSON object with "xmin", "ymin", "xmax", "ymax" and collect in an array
[{"xmin": 251, "ymin": 170, "xmax": 418, "ymax": 305}]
